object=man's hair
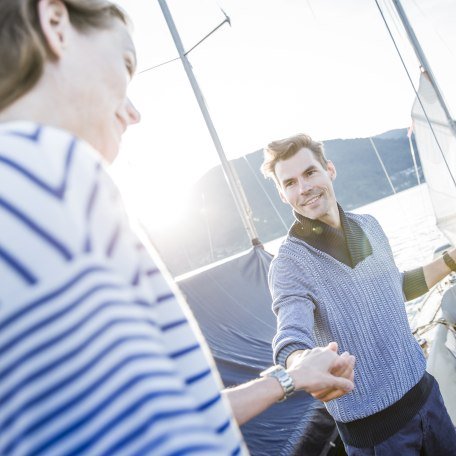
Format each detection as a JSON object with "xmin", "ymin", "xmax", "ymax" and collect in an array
[
  {"xmin": 261, "ymin": 133, "xmax": 328, "ymax": 184},
  {"xmin": 0, "ymin": 0, "xmax": 129, "ymax": 111}
]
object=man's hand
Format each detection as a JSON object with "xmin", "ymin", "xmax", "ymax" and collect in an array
[{"xmin": 286, "ymin": 342, "xmax": 355, "ymax": 402}]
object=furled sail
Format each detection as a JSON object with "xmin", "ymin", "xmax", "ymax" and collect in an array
[{"xmin": 411, "ymin": 72, "xmax": 456, "ymax": 246}]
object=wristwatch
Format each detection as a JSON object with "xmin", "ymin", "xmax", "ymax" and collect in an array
[
  {"xmin": 260, "ymin": 365, "xmax": 295, "ymax": 402},
  {"xmin": 443, "ymin": 251, "xmax": 456, "ymax": 272}
]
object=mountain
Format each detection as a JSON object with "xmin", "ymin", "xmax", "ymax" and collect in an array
[{"xmin": 148, "ymin": 128, "xmax": 423, "ymax": 276}]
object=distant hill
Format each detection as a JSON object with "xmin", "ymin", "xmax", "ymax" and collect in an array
[{"xmin": 148, "ymin": 128, "xmax": 423, "ymax": 276}]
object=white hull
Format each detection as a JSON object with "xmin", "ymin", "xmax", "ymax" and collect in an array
[{"xmin": 423, "ymin": 283, "xmax": 456, "ymax": 424}]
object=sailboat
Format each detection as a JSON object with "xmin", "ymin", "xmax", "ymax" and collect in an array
[{"xmin": 150, "ymin": 0, "xmax": 456, "ymax": 454}]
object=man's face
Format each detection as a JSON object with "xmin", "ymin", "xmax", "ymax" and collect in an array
[
  {"xmin": 69, "ymin": 20, "xmax": 140, "ymax": 162},
  {"xmin": 275, "ymin": 147, "xmax": 337, "ymax": 224}
]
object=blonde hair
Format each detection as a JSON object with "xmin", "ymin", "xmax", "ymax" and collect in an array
[
  {"xmin": 261, "ymin": 133, "xmax": 328, "ymax": 183},
  {"xmin": 0, "ymin": 0, "xmax": 129, "ymax": 111}
]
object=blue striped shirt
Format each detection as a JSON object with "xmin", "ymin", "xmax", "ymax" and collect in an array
[{"xmin": 0, "ymin": 122, "xmax": 245, "ymax": 456}]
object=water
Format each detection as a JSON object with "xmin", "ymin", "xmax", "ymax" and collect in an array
[
  {"xmin": 353, "ymin": 184, "xmax": 453, "ymax": 329},
  {"xmin": 266, "ymin": 183, "xmax": 448, "ymax": 269},
  {"xmin": 352, "ymin": 183, "xmax": 448, "ymax": 271}
]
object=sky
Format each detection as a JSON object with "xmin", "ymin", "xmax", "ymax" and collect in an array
[{"xmin": 110, "ymin": 0, "xmax": 456, "ymax": 229}]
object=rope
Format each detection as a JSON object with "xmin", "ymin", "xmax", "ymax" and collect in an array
[{"xmin": 413, "ymin": 317, "xmax": 456, "ymax": 337}]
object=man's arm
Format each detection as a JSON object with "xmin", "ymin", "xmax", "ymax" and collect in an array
[
  {"xmin": 223, "ymin": 343, "xmax": 355, "ymax": 425},
  {"xmin": 422, "ymin": 247, "xmax": 456, "ymax": 289}
]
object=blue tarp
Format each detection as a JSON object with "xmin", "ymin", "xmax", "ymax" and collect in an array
[{"xmin": 177, "ymin": 246, "xmax": 337, "ymax": 455}]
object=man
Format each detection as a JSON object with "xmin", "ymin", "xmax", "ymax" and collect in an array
[
  {"xmin": 261, "ymin": 133, "xmax": 456, "ymax": 454},
  {"xmin": 0, "ymin": 2, "xmax": 355, "ymax": 455}
]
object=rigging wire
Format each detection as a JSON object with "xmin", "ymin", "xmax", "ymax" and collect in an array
[
  {"xmin": 407, "ymin": 129, "xmax": 421, "ymax": 186},
  {"xmin": 376, "ymin": 1, "xmax": 456, "ymax": 323},
  {"xmin": 382, "ymin": 0, "xmax": 408, "ymax": 43},
  {"xmin": 138, "ymin": 56, "xmax": 180, "ymax": 74},
  {"xmin": 407, "ymin": 128, "xmax": 431, "ymax": 224},
  {"xmin": 374, "ymin": 0, "xmax": 456, "ymax": 190},
  {"xmin": 139, "ymin": 9, "xmax": 231, "ymax": 75},
  {"xmin": 183, "ymin": 8, "xmax": 230, "ymax": 57},
  {"xmin": 201, "ymin": 192, "xmax": 215, "ymax": 263},
  {"xmin": 369, "ymin": 137, "xmax": 396, "ymax": 195},
  {"xmin": 409, "ymin": 0, "xmax": 456, "ymax": 59},
  {"xmin": 305, "ymin": 0, "xmax": 317, "ymax": 21},
  {"xmin": 242, "ymin": 155, "xmax": 289, "ymax": 233},
  {"xmin": 368, "ymin": 134, "xmax": 430, "ymax": 265}
]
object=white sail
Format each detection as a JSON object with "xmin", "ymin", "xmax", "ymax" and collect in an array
[{"xmin": 411, "ymin": 72, "xmax": 456, "ymax": 247}]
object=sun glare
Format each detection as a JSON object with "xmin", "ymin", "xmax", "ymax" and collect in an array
[{"xmin": 110, "ymin": 140, "xmax": 196, "ymax": 234}]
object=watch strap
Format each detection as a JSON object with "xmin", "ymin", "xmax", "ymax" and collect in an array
[{"xmin": 260, "ymin": 365, "xmax": 295, "ymax": 402}]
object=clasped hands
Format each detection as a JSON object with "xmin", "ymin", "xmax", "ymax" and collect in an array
[{"xmin": 286, "ymin": 342, "xmax": 355, "ymax": 402}]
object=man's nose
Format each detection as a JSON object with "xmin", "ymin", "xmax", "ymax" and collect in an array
[
  {"xmin": 126, "ymin": 98, "xmax": 141, "ymax": 125},
  {"xmin": 298, "ymin": 178, "xmax": 312, "ymax": 194}
]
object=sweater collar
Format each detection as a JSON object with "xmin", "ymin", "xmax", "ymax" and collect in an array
[
  {"xmin": 290, "ymin": 204, "xmax": 373, "ymax": 268},
  {"xmin": 290, "ymin": 203, "xmax": 347, "ymax": 242}
]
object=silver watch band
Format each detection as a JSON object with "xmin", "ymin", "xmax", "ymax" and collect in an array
[{"xmin": 260, "ymin": 365, "xmax": 295, "ymax": 402}]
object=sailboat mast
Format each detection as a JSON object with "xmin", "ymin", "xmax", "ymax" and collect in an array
[
  {"xmin": 392, "ymin": 0, "xmax": 456, "ymax": 133},
  {"xmin": 157, "ymin": 0, "xmax": 261, "ymax": 246}
]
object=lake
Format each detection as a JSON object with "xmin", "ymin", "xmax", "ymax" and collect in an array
[{"xmin": 266, "ymin": 183, "xmax": 448, "ymax": 271}]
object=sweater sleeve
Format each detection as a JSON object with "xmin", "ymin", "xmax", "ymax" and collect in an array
[
  {"xmin": 403, "ymin": 267, "xmax": 429, "ymax": 301},
  {"xmin": 269, "ymin": 254, "xmax": 316, "ymax": 367}
]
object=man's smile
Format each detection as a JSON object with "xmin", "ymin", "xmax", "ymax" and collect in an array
[{"xmin": 302, "ymin": 193, "xmax": 323, "ymax": 206}]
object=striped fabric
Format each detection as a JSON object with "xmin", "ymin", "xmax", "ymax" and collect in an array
[{"xmin": 0, "ymin": 122, "xmax": 245, "ymax": 456}]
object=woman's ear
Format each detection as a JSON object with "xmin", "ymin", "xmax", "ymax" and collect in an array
[{"xmin": 37, "ymin": 0, "xmax": 71, "ymax": 58}]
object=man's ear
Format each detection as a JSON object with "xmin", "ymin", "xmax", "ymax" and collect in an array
[
  {"xmin": 326, "ymin": 160, "xmax": 337, "ymax": 181},
  {"xmin": 37, "ymin": 0, "xmax": 71, "ymax": 59}
]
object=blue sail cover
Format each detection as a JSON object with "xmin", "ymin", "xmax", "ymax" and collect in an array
[{"xmin": 176, "ymin": 246, "xmax": 336, "ymax": 455}]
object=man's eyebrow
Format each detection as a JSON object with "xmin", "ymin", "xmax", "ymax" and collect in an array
[
  {"xmin": 281, "ymin": 177, "xmax": 294, "ymax": 186},
  {"xmin": 303, "ymin": 165, "xmax": 318, "ymax": 173}
]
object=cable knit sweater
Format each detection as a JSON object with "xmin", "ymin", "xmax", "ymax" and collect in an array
[{"xmin": 270, "ymin": 212, "xmax": 426, "ymax": 423}]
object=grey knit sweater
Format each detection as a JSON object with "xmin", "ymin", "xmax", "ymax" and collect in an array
[{"xmin": 270, "ymin": 212, "xmax": 426, "ymax": 423}]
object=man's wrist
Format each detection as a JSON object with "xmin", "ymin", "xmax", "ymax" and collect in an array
[{"xmin": 285, "ymin": 348, "xmax": 310, "ymax": 368}]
